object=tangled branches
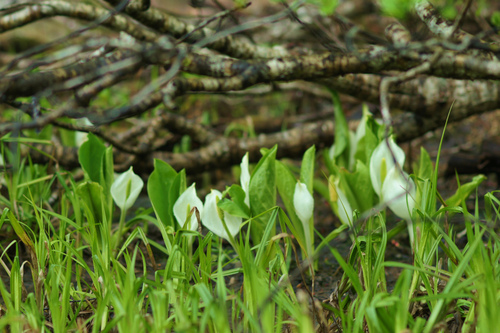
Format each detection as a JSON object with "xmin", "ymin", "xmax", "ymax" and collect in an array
[{"xmin": 1, "ymin": 0, "xmax": 500, "ymax": 173}]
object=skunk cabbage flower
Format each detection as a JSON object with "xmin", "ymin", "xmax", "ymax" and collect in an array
[
  {"xmin": 369, "ymin": 136, "xmax": 405, "ymax": 196},
  {"xmin": 293, "ymin": 182, "xmax": 314, "ymax": 253},
  {"xmin": 240, "ymin": 153, "xmax": 251, "ymax": 207},
  {"xmin": 329, "ymin": 179, "xmax": 354, "ymax": 227},
  {"xmin": 381, "ymin": 167, "xmax": 416, "ymax": 221},
  {"xmin": 173, "ymin": 183, "xmax": 203, "ymax": 231},
  {"xmin": 111, "ymin": 167, "xmax": 144, "ymax": 211},
  {"xmin": 202, "ymin": 190, "xmax": 242, "ymax": 241},
  {"xmin": 294, "ymin": 182, "xmax": 314, "ymax": 225}
]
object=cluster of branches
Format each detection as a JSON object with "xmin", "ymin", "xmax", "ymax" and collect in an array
[{"xmin": 1, "ymin": 0, "xmax": 500, "ymax": 174}]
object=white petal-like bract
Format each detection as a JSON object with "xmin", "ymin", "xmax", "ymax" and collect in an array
[
  {"xmin": 381, "ymin": 167, "xmax": 416, "ymax": 221},
  {"xmin": 173, "ymin": 183, "xmax": 203, "ymax": 231},
  {"xmin": 369, "ymin": 136, "xmax": 405, "ymax": 195},
  {"xmin": 240, "ymin": 153, "xmax": 251, "ymax": 207},
  {"xmin": 111, "ymin": 167, "xmax": 144, "ymax": 212},
  {"xmin": 202, "ymin": 190, "xmax": 242, "ymax": 241}
]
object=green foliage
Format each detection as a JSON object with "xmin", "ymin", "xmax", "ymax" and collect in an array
[
  {"xmin": 249, "ymin": 145, "xmax": 277, "ymax": 244},
  {"xmin": 76, "ymin": 181, "xmax": 110, "ymax": 223},
  {"xmin": 492, "ymin": 11, "xmax": 500, "ymax": 27},
  {"xmin": 0, "ymin": 94, "xmax": 498, "ymax": 332},
  {"xmin": 147, "ymin": 159, "xmax": 180, "ymax": 228},
  {"xmin": 379, "ymin": 0, "xmax": 416, "ymax": 19},
  {"xmin": 78, "ymin": 133, "xmax": 107, "ymax": 184},
  {"xmin": 217, "ymin": 184, "xmax": 251, "ymax": 218},
  {"xmin": 304, "ymin": 0, "xmax": 338, "ymax": 16}
]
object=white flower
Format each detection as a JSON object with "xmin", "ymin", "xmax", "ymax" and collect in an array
[
  {"xmin": 329, "ymin": 179, "xmax": 354, "ymax": 227},
  {"xmin": 240, "ymin": 153, "xmax": 250, "ymax": 207},
  {"xmin": 381, "ymin": 167, "xmax": 417, "ymax": 245},
  {"xmin": 369, "ymin": 136, "xmax": 405, "ymax": 195},
  {"xmin": 381, "ymin": 167, "xmax": 416, "ymax": 221},
  {"xmin": 111, "ymin": 167, "xmax": 144, "ymax": 211},
  {"xmin": 293, "ymin": 182, "xmax": 314, "ymax": 254},
  {"xmin": 173, "ymin": 183, "xmax": 203, "ymax": 231},
  {"xmin": 202, "ymin": 190, "xmax": 242, "ymax": 241}
]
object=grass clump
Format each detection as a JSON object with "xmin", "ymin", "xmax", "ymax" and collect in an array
[{"xmin": 0, "ymin": 115, "xmax": 498, "ymax": 332}]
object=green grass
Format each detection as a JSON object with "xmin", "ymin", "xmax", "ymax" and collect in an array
[{"xmin": 0, "ymin": 132, "xmax": 499, "ymax": 333}]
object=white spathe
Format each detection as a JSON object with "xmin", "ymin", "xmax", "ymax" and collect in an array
[
  {"xmin": 369, "ymin": 136, "xmax": 405, "ymax": 195},
  {"xmin": 240, "ymin": 153, "xmax": 251, "ymax": 207},
  {"xmin": 381, "ymin": 167, "xmax": 416, "ymax": 221},
  {"xmin": 293, "ymin": 182, "xmax": 314, "ymax": 254},
  {"xmin": 111, "ymin": 167, "xmax": 144, "ymax": 211},
  {"xmin": 202, "ymin": 189, "xmax": 242, "ymax": 241},
  {"xmin": 173, "ymin": 183, "xmax": 203, "ymax": 231},
  {"xmin": 334, "ymin": 182, "xmax": 354, "ymax": 227}
]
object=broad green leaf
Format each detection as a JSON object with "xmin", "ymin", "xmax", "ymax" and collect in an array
[
  {"xmin": 323, "ymin": 146, "xmax": 337, "ymax": 176},
  {"xmin": 416, "ymin": 147, "xmax": 433, "ymax": 180},
  {"xmin": 103, "ymin": 146, "xmax": 114, "ymax": 211},
  {"xmin": 169, "ymin": 169, "xmax": 186, "ymax": 229},
  {"xmin": 355, "ymin": 114, "xmax": 381, "ymax": 165},
  {"xmin": 76, "ymin": 181, "xmax": 109, "ymax": 222},
  {"xmin": 147, "ymin": 159, "xmax": 178, "ymax": 228},
  {"xmin": 492, "ymin": 11, "xmax": 500, "ymax": 27},
  {"xmin": 445, "ymin": 175, "xmax": 487, "ymax": 207},
  {"xmin": 433, "ymin": 206, "xmax": 463, "ymax": 217},
  {"xmin": 300, "ymin": 145, "xmax": 315, "ymax": 193},
  {"xmin": 218, "ymin": 184, "xmax": 250, "ymax": 218},
  {"xmin": 340, "ymin": 161, "xmax": 374, "ymax": 213},
  {"xmin": 276, "ymin": 161, "xmax": 305, "ymax": 246},
  {"xmin": 78, "ymin": 133, "xmax": 106, "ymax": 184},
  {"xmin": 380, "ymin": 0, "xmax": 414, "ymax": 19},
  {"xmin": 249, "ymin": 145, "xmax": 277, "ymax": 244},
  {"xmin": 218, "ymin": 198, "xmax": 249, "ymax": 219},
  {"xmin": 103, "ymin": 146, "xmax": 114, "ymax": 193},
  {"xmin": 319, "ymin": 0, "xmax": 338, "ymax": 15}
]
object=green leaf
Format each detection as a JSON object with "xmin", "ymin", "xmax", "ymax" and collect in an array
[
  {"xmin": 379, "ymin": 0, "xmax": 414, "ymax": 19},
  {"xmin": 300, "ymin": 145, "xmax": 315, "ymax": 193},
  {"xmin": 355, "ymin": 113, "xmax": 381, "ymax": 165},
  {"xmin": 445, "ymin": 175, "xmax": 487, "ymax": 207},
  {"xmin": 103, "ymin": 146, "xmax": 114, "ymax": 193},
  {"xmin": 102, "ymin": 146, "xmax": 114, "ymax": 211},
  {"xmin": 341, "ymin": 161, "xmax": 374, "ymax": 213},
  {"xmin": 491, "ymin": 11, "xmax": 500, "ymax": 27},
  {"xmin": 147, "ymin": 159, "xmax": 178, "ymax": 228},
  {"xmin": 319, "ymin": 0, "xmax": 338, "ymax": 15},
  {"xmin": 76, "ymin": 181, "xmax": 109, "ymax": 222},
  {"xmin": 249, "ymin": 145, "xmax": 277, "ymax": 244},
  {"xmin": 416, "ymin": 147, "xmax": 433, "ymax": 180},
  {"xmin": 433, "ymin": 206, "xmax": 463, "ymax": 217},
  {"xmin": 78, "ymin": 133, "xmax": 106, "ymax": 184},
  {"xmin": 276, "ymin": 161, "xmax": 305, "ymax": 246},
  {"xmin": 218, "ymin": 184, "xmax": 250, "ymax": 218},
  {"xmin": 168, "ymin": 169, "xmax": 186, "ymax": 230}
]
